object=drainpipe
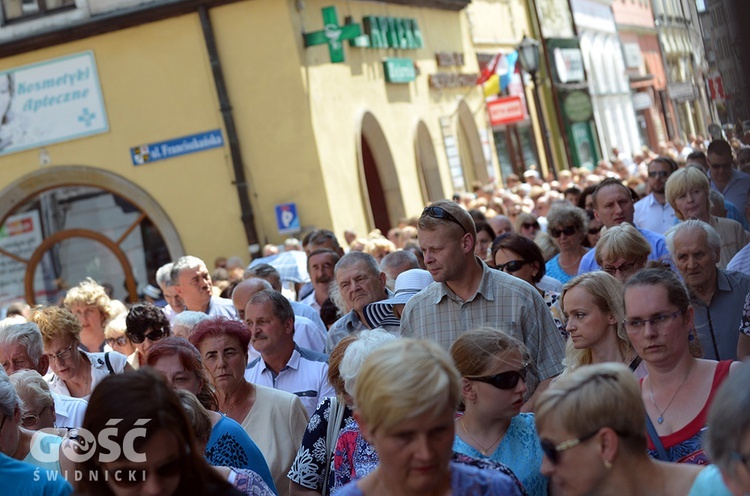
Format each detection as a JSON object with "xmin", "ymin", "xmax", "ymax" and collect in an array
[{"xmin": 198, "ymin": 5, "xmax": 259, "ymax": 251}]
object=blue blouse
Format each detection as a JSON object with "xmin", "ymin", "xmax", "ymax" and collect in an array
[{"xmin": 545, "ymin": 254, "xmax": 577, "ymax": 285}]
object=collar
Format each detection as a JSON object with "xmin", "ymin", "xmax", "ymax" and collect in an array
[
  {"xmin": 260, "ymin": 346, "xmax": 300, "ymax": 375},
  {"xmin": 432, "ymin": 258, "xmax": 492, "ymax": 304},
  {"xmin": 716, "ymin": 269, "xmax": 732, "ymax": 293}
]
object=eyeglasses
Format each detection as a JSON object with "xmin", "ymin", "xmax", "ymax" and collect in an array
[
  {"xmin": 46, "ymin": 345, "xmax": 74, "ymax": 363},
  {"xmin": 648, "ymin": 171, "xmax": 670, "ymax": 178},
  {"xmin": 540, "ymin": 429, "xmax": 599, "ymax": 465},
  {"xmin": 105, "ymin": 336, "xmax": 130, "ymax": 347},
  {"xmin": 467, "ymin": 365, "xmax": 529, "ymax": 390},
  {"xmin": 127, "ymin": 328, "xmax": 167, "ymax": 344},
  {"xmin": 105, "ymin": 456, "xmax": 183, "ymax": 488},
  {"xmin": 601, "ymin": 261, "xmax": 638, "ymax": 276},
  {"xmin": 521, "ymin": 222, "xmax": 540, "ymax": 230},
  {"xmin": 588, "ymin": 227, "xmax": 602, "ymax": 235},
  {"xmin": 20, "ymin": 405, "xmax": 49, "ymax": 428},
  {"xmin": 623, "ymin": 310, "xmax": 684, "ymax": 330},
  {"xmin": 495, "ymin": 260, "xmax": 530, "ymax": 273},
  {"xmin": 422, "ymin": 206, "xmax": 468, "ymax": 234},
  {"xmin": 549, "ymin": 225, "xmax": 578, "ymax": 238}
]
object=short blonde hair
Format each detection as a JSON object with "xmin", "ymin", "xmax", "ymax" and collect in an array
[
  {"xmin": 354, "ymin": 339, "xmax": 460, "ymax": 435},
  {"xmin": 8, "ymin": 369, "xmax": 54, "ymax": 413},
  {"xmin": 30, "ymin": 306, "xmax": 81, "ymax": 345},
  {"xmin": 594, "ymin": 223, "xmax": 650, "ymax": 267},
  {"xmin": 63, "ymin": 278, "xmax": 112, "ymax": 325},
  {"xmin": 535, "ymin": 362, "xmax": 646, "ymax": 453},
  {"xmin": 104, "ymin": 313, "xmax": 128, "ymax": 340},
  {"xmin": 665, "ymin": 166, "xmax": 711, "ymax": 221}
]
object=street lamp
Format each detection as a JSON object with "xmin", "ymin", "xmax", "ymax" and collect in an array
[{"xmin": 517, "ymin": 35, "xmax": 557, "ymax": 180}]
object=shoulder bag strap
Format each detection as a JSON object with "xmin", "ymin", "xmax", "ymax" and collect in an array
[
  {"xmin": 322, "ymin": 398, "xmax": 346, "ymax": 496},
  {"xmin": 645, "ymin": 414, "xmax": 670, "ymax": 461},
  {"xmin": 104, "ymin": 352, "xmax": 115, "ymax": 375}
]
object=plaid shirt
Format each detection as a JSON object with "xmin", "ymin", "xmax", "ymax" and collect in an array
[{"xmin": 400, "ymin": 261, "xmax": 565, "ymax": 391}]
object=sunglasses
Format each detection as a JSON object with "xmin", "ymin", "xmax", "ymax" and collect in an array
[
  {"xmin": 648, "ymin": 171, "xmax": 670, "ymax": 178},
  {"xmin": 105, "ymin": 456, "xmax": 183, "ymax": 488},
  {"xmin": 422, "ymin": 206, "xmax": 468, "ymax": 234},
  {"xmin": 127, "ymin": 328, "xmax": 167, "ymax": 344},
  {"xmin": 467, "ymin": 365, "xmax": 529, "ymax": 390},
  {"xmin": 521, "ymin": 222, "xmax": 540, "ymax": 230},
  {"xmin": 540, "ymin": 429, "xmax": 599, "ymax": 465},
  {"xmin": 602, "ymin": 261, "xmax": 638, "ymax": 276},
  {"xmin": 105, "ymin": 336, "xmax": 130, "ymax": 347},
  {"xmin": 549, "ymin": 225, "xmax": 578, "ymax": 238},
  {"xmin": 587, "ymin": 227, "xmax": 602, "ymax": 235},
  {"xmin": 495, "ymin": 260, "xmax": 529, "ymax": 273}
]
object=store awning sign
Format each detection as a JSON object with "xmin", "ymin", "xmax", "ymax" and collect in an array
[
  {"xmin": 487, "ymin": 96, "xmax": 525, "ymax": 126},
  {"xmin": 130, "ymin": 129, "xmax": 224, "ymax": 166},
  {"xmin": 304, "ymin": 6, "xmax": 362, "ymax": 63},
  {"xmin": 383, "ymin": 58, "xmax": 416, "ymax": 84},
  {"xmin": 0, "ymin": 51, "xmax": 108, "ymax": 156}
]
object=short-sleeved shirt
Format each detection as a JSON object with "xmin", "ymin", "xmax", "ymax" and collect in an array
[
  {"xmin": 204, "ymin": 296, "xmax": 239, "ymax": 319},
  {"xmin": 728, "ymin": 243, "xmax": 750, "ymax": 276},
  {"xmin": 45, "ymin": 350, "xmax": 129, "ymax": 401},
  {"xmin": 400, "ymin": 261, "xmax": 565, "ymax": 389},
  {"xmin": 578, "ymin": 225, "xmax": 670, "ymax": 274},
  {"xmin": 51, "ymin": 391, "xmax": 87, "ymax": 429},
  {"xmin": 326, "ymin": 310, "xmax": 399, "ymax": 354},
  {"xmin": 290, "ymin": 300, "xmax": 326, "ymax": 332},
  {"xmin": 634, "ymin": 193, "xmax": 679, "ymax": 235}
]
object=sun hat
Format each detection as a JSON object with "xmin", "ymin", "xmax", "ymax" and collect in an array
[{"xmin": 362, "ymin": 269, "xmax": 434, "ymax": 328}]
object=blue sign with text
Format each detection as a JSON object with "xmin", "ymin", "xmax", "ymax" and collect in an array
[
  {"xmin": 131, "ymin": 129, "xmax": 224, "ymax": 165},
  {"xmin": 275, "ymin": 203, "xmax": 300, "ymax": 234}
]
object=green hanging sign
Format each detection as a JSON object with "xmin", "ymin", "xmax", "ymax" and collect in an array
[{"xmin": 303, "ymin": 6, "xmax": 362, "ymax": 63}]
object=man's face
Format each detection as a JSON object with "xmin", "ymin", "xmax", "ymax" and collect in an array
[
  {"xmin": 708, "ymin": 152, "xmax": 733, "ymax": 185},
  {"xmin": 335, "ymin": 262, "xmax": 386, "ymax": 314},
  {"xmin": 245, "ymin": 300, "xmax": 293, "ymax": 355},
  {"xmin": 308, "ymin": 252, "xmax": 336, "ymax": 294},
  {"xmin": 647, "ymin": 161, "xmax": 671, "ymax": 195},
  {"xmin": 161, "ymin": 286, "xmax": 185, "ymax": 312},
  {"xmin": 673, "ymin": 229, "xmax": 718, "ymax": 290},
  {"xmin": 593, "ymin": 185, "xmax": 634, "ymax": 227},
  {"xmin": 176, "ymin": 264, "xmax": 213, "ymax": 310},
  {"xmin": 418, "ymin": 225, "xmax": 471, "ymax": 283}
]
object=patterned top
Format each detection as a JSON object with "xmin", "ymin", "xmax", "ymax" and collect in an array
[
  {"xmin": 228, "ymin": 467, "xmax": 277, "ymax": 496},
  {"xmin": 334, "ymin": 461, "xmax": 525, "ymax": 496},
  {"xmin": 645, "ymin": 360, "xmax": 732, "ymax": 463},
  {"xmin": 288, "ymin": 397, "xmax": 355, "ymax": 494},
  {"xmin": 545, "ymin": 254, "xmax": 577, "ymax": 285},
  {"xmin": 400, "ymin": 260, "xmax": 566, "ymax": 392},
  {"xmin": 542, "ymin": 290, "xmax": 567, "ymax": 340},
  {"xmin": 452, "ymin": 413, "xmax": 547, "ymax": 496}
]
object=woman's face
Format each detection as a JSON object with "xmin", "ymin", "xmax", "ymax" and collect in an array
[
  {"xmin": 103, "ymin": 429, "xmax": 182, "ymax": 496},
  {"xmin": 44, "ymin": 335, "xmax": 82, "ymax": 382},
  {"xmin": 493, "ymin": 248, "xmax": 538, "ymax": 287},
  {"xmin": 361, "ymin": 402, "xmax": 455, "ymax": 494},
  {"xmin": 519, "ymin": 220, "xmax": 539, "ymax": 240},
  {"xmin": 475, "ymin": 230, "xmax": 494, "ymax": 260},
  {"xmin": 107, "ymin": 334, "xmax": 135, "ymax": 357},
  {"xmin": 151, "ymin": 353, "xmax": 202, "ymax": 397},
  {"xmin": 198, "ymin": 334, "xmax": 247, "ymax": 392},
  {"xmin": 586, "ymin": 219, "xmax": 603, "ymax": 247},
  {"xmin": 550, "ymin": 223, "xmax": 585, "ymax": 253},
  {"xmin": 674, "ymin": 186, "xmax": 709, "ymax": 220},
  {"xmin": 71, "ymin": 304, "xmax": 105, "ymax": 335},
  {"xmin": 20, "ymin": 402, "xmax": 56, "ymax": 431},
  {"xmin": 600, "ymin": 257, "xmax": 645, "ymax": 283},
  {"xmin": 623, "ymin": 284, "xmax": 691, "ymax": 365},
  {"xmin": 563, "ymin": 286, "xmax": 615, "ymax": 351},
  {"xmin": 471, "ymin": 350, "xmax": 527, "ymax": 419}
]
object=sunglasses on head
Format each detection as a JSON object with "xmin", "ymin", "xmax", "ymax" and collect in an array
[
  {"xmin": 128, "ymin": 328, "xmax": 167, "ymax": 344},
  {"xmin": 467, "ymin": 365, "xmax": 529, "ymax": 390},
  {"xmin": 540, "ymin": 429, "xmax": 599, "ymax": 465},
  {"xmin": 495, "ymin": 260, "xmax": 529, "ymax": 273},
  {"xmin": 105, "ymin": 456, "xmax": 183, "ymax": 488},
  {"xmin": 549, "ymin": 225, "xmax": 578, "ymax": 238},
  {"xmin": 422, "ymin": 206, "xmax": 468, "ymax": 234}
]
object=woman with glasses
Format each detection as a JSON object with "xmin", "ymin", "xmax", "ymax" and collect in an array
[
  {"xmin": 30, "ymin": 306, "xmax": 132, "ymax": 400},
  {"xmin": 103, "ymin": 314, "xmax": 136, "ymax": 365},
  {"xmin": 666, "ymin": 165, "xmax": 746, "ymax": 268},
  {"xmin": 594, "ymin": 224, "xmax": 651, "ymax": 283},
  {"xmin": 124, "ymin": 302, "xmax": 171, "ymax": 368},
  {"xmin": 561, "ymin": 272, "xmax": 646, "ymax": 378},
  {"xmin": 76, "ymin": 368, "xmax": 240, "ymax": 496},
  {"xmin": 544, "ymin": 205, "xmax": 589, "ymax": 284},
  {"xmin": 583, "ymin": 210, "xmax": 603, "ymax": 248},
  {"xmin": 535, "ymin": 362, "xmax": 706, "ymax": 496},
  {"xmin": 623, "ymin": 268, "xmax": 738, "ymax": 463},
  {"xmin": 8, "ymin": 369, "xmax": 56, "ymax": 431},
  {"xmin": 515, "ymin": 212, "xmax": 540, "ymax": 241},
  {"xmin": 451, "ymin": 328, "xmax": 547, "ymax": 496},
  {"xmin": 491, "ymin": 234, "xmax": 566, "ymax": 339}
]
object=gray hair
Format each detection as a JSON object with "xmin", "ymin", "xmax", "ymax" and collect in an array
[
  {"xmin": 665, "ymin": 219, "xmax": 721, "ymax": 259},
  {"xmin": 335, "ymin": 251, "xmax": 381, "ymax": 278},
  {"xmin": 339, "ymin": 329, "xmax": 398, "ymax": 398},
  {"xmin": 246, "ymin": 289, "xmax": 295, "ymax": 325},
  {"xmin": 0, "ymin": 367, "xmax": 18, "ymax": 417},
  {"xmin": 0, "ymin": 322, "xmax": 44, "ymax": 367},
  {"xmin": 244, "ymin": 264, "xmax": 282, "ymax": 291},
  {"xmin": 706, "ymin": 361, "xmax": 750, "ymax": 474},
  {"xmin": 172, "ymin": 311, "xmax": 210, "ymax": 339},
  {"xmin": 156, "ymin": 263, "xmax": 175, "ymax": 289},
  {"xmin": 380, "ymin": 250, "xmax": 419, "ymax": 273},
  {"xmin": 170, "ymin": 255, "xmax": 206, "ymax": 283},
  {"xmin": 8, "ymin": 369, "xmax": 52, "ymax": 413}
]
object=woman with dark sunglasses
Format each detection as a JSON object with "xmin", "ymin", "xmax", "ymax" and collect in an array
[
  {"xmin": 544, "ymin": 205, "xmax": 589, "ymax": 284},
  {"xmin": 451, "ymin": 328, "xmax": 547, "ymax": 496},
  {"xmin": 125, "ymin": 303, "xmax": 171, "ymax": 369},
  {"xmin": 535, "ymin": 362, "xmax": 708, "ymax": 496}
]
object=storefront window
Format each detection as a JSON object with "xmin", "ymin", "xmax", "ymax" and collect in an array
[{"xmin": 1, "ymin": 0, "xmax": 75, "ymax": 22}]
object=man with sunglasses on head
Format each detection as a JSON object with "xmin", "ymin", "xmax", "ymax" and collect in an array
[
  {"xmin": 708, "ymin": 138, "xmax": 750, "ymax": 226},
  {"xmin": 634, "ymin": 156, "xmax": 679, "ymax": 235},
  {"xmin": 577, "ymin": 178, "xmax": 671, "ymax": 275},
  {"xmin": 125, "ymin": 302, "xmax": 171, "ymax": 368},
  {"xmin": 400, "ymin": 200, "xmax": 565, "ymax": 404}
]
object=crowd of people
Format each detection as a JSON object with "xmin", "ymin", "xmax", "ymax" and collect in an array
[{"xmin": 3, "ymin": 135, "xmax": 750, "ymax": 495}]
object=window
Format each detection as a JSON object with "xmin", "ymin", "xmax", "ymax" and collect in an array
[{"xmin": 2, "ymin": 0, "xmax": 75, "ymax": 23}]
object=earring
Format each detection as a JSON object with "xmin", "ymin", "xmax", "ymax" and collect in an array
[{"xmin": 603, "ymin": 459, "xmax": 612, "ymax": 469}]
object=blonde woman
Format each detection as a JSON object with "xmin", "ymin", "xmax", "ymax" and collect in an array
[
  {"xmin": 561, "ymin": 272, "xmax": 646, "ymax": 378},
  {"xmin": 594, "ymin": 224, "xmax": 651, "ymax": 283},
  {"xmin": 63, "ymin": 277, "xmax": 114, "ymax": 352}
]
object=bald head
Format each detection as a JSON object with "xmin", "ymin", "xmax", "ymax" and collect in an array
[{"xmin": 232, "ymin": 278, "xmax": 273, "ymax": 320}]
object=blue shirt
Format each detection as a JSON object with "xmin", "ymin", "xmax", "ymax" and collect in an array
[
  {"xmin": 546, "ymin": 253, "xmax": 582, "ymax": 285},
  {"xmin": 205, "ymin": 296, "xmax": 239, "ymax": 319},
  {"xmin": 290, "ymin": 301, "xmax": 326, "ymax": 332},
  {"xmin": 578, "ymin": 225, "xmax": 670, "ymax": 274},
  {"xmin": 1, "ymin": 451, "xmax": 72, "ymax": 495},
  {"xmin": 710, "ymin": 167, "xmax": 750, "ymax": 225}
]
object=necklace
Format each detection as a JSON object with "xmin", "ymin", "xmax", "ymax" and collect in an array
[
  {"xmin": 648, "ymin": 362, "xmax": 693, "ymax": 424},
  {"xmin": 220, "ymin": 385, "xmax": 247, "ymax": 415},
  {"xmin": 459, "ymin": 417, "xmax": 506, "ymax": 456}
]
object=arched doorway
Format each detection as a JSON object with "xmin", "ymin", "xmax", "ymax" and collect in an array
[
  {"xmin": 456, "ymin": 100, "xmax": 489, "ymax": 188},
  {"xmin": 415, "ymin": 121, "xmax": 444, "ymax": 204},
  {"xmin": 358, "ymin": 112, "xmax": 405, "ymax": 233},
  {"xmin": 0, "ymin": 166, "xmax": 184, "ymax": 307}
]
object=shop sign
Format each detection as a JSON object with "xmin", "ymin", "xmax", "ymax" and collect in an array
[
  {"xmin": 275, "ymin": 203, "xmax": 300, "ymax": 235},
  {"xmin": 130, "ymin": 129, "xmax": 224, "ymax": 166},
  {"xmin": 623, "ymin": 43, "xmax": 643, "ymax": 69},
  {"xmin": 429, "ymin": 73, "xmax": 478, "ymax": 89},
  {"xmin": 435, "ymin": 52, "xmax": 464, "ymax": 67},
  {"xmin": 562, "ymin": 90, "xmax": 594, "ymax": 123},
  {"xmin": 383, "ymin": 58, "xmax": 416, "ymax": 84},
  {"xmin": 668, "ymin": 82, "xmax": 698, "ymax": 102},
  {"xmin": 553, "ymin": 47, "xmax": 585, "ymax": 84},
  {"xmin": 0, "ymin": 51, "xmax": 108, "ymax": 156},
  {"xmin": 303, "ymin": 7, "xmax": 362, "ymax": 64},
  {"xmin": 487, "ymin": 96, "xmax": 525, "ymax": 126}
]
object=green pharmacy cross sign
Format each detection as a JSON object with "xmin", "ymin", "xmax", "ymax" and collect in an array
[{"xmin": 304, "ymin": 6, "xmax": 362, "ymax": 63}]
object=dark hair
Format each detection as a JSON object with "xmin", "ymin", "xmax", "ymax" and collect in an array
[
  {"xmin": 564, "ymin": 186, "xmax": 581, "ymax": 197},
  {"xmin": 577, "ymin": 185, "xmax": 597, "ymax": 210},
  {"xmin": 591, "ymin": 178, "xmax": 630, "ymax": 209},
  {"xmin": 687, "ymin": 150, "xmax": 707, "ymax": 162},
  {"xmin": 468, "ymin": 209, "xmax": 487, "ymax": 224},
  {"xmin": 125, "ymin": 302, "xmax": 170, "ymax": 339},
  {"xmin": 708, "ymin": 139, "xmax": 733, "ymax": 157},
  {"xmin": 319, "ymin": 298, "xmax": 340, "ymax": 329},
  {"xmin": 77, "ymin": 368, "xmax": 233, "ymax": 495},
  {"xmin": 189, "ymin": 316, "xmax": 251, "ymax": 355},
  {"xmin": 309, "ymin": 229, "xmax": 341, "ymax": 251},
  {"xmin": 247, "ymin": 289, "xmax": 295, "ymax": 325},
  {"xmin": 649, "ymin": 156, "xmax": 678, "ymax": 174},
  {"xmin": 475, "ymin": 220, "xmax": 496, "ymax": 240},
  {"xmin": 623, "ymin": 267, "xmax": 690, "ymax": 313},
  {"xmin": 306, "ymin": 249, "xmax": 340, "ymax": 271},
  {"xmin": 244, "ymin": 263, "xmax": 282, "ymax": 290},
  {"xmin": 145, "ymin": 336, "xmax": 218, "ymax": 411},
  {"xmin": 490, "ymin": 233, "xmax": 546, "ymax": 283}
]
